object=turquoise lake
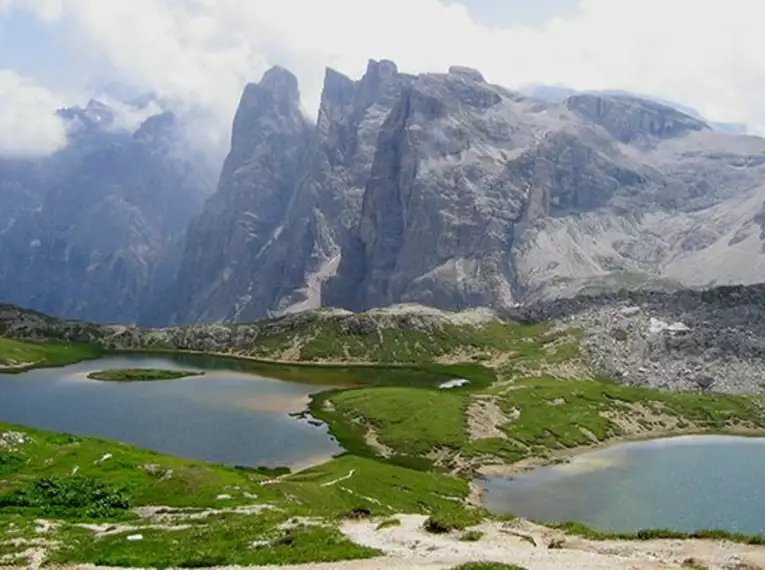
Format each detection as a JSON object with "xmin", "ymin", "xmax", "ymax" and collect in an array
[
  {"xmin": 480, "ymin": 435, "xmax": 765, "ymax": 535},
  {"xmin": 0, "ymin": 354, "xmax": 343, "ymax": 468}
]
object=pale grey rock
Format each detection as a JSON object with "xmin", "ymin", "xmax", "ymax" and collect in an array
[
  {"xmin": 6, "ymin": 63, "xmax": 765, "ymax": 325},
  {"xmin": 566, "ymin": 94, "xmax": 710, "ymax": 144},
  {"xmin": 167, "ymin": 60, "xmax": 411, "ymax": 323},
  {"xmin": 165, "ymin": 67, "xmax": 313, "ymax": 324},
  {"xmin": 325, "ymin": 73, "xmax": 660, "ymax": 312}
]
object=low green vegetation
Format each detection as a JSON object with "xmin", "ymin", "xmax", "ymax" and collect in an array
[
  {"xmin": 460, "ymin": 530, "xmax": 484, "ymax": 542},
  {"xmin": 318, "ymin": 371, "xmax": 765, "ymax": 472},
  {"xmin": 0, "ymin": 338, "xmax": 100, "ymax": 372},
  {"xmin": 149, "ymin": 351, "xmax": 496, "ymax": 389},
  {"xmin": 0, "ymin": 423, "xmax": 469, "ymax": 520},
  {"xmin": 0, "ymin": 421, "xmax": 475, "ymax": 566},
  {"xmin": 551, "ymin": 521, "xmax": 765, "ymax": 545},
  {"xmin": 0, "ymin": 475, "xmax": 130, "ymax": 519},
  {"xmin": 51, "ymin": 514, "xmax": 380, "ymax": 568},
  {"xmin": 86, "ymin": 368, "xmax": 203, "ymax": 382},
  {"xmin": 331, "ymin": 387, "xmax": 469, "ymax": 457},
  {"xmin": 3, "ymin": 314, "xmax": 765, "ymax": 567},
  {"xmin": 376, "ymin": 518, "xmax": 401, "ymax": 530},
  {"xmin": 295, "ymin": 321, "xmax": 552, "ymax": 363},
  {"xmin": 423, "ymin": 509, "xmax": 485, "ymax": 534},
  {"xmin": 238, "ymin": 316, "xmax": 559, "ymax": 365}
]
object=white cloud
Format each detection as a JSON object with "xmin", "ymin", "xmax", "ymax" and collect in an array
[
  {"xmin": 8, "ymin": 0, "xmax": 765, "ymax": 145},
  {"xmin": 0, "ymin": 69, "xmax": 67, "ymax": 156}
]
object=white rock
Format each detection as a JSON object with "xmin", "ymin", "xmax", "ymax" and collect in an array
[
  {"xmin": 619, "ymin": 306, "xmax": 642, "ymax": 317},
  {"xmin": 126, "ymin": 534, "xmax": 143, "ymax": 542},
  {"xmin": 438, "ymin": 379, "xmax": 470, "ymax": 390},
  {"xmin": 648, "ymin": 317, "xmax": 690, "ymax": 335},
  {"xmin": 95, "ymin": 453, "xmax": 113, "ymax": 465},
  {"xmin": 216, "ymin": 494, "xmax": 233, "ymax": 501},
  {"xmin": 668, "ymin": 321, "xmax": 690, "ymax": 333}
]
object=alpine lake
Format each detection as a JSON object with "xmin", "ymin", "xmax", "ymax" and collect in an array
[{"xmin": 3, "ymin": 354, "xmax": 765, "ymax": 536}]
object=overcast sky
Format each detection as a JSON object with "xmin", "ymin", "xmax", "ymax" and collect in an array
[{"xmin": 1, "ymin": 0, "xmax": 764, "ymax": 156}]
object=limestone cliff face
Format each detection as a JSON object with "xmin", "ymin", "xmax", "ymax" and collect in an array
[
  {"xmin": 6, "ymin": 62, "xmax": 765, "ymax": 325},
  {"xmin": 170, "ymin": 62, "xmax": 765, "ymax": 321},
  {"xmin": 566, "ymin": 94, "xmax": 710, "ymax": 144},
  {"xmin": 324, "ymin": 69, "xmax": 653, "ymax": 311},
  {"xmin": 325, "ymin": 76, "xmax": 765, "ymax": 313},
  {"xmin": 165, "ymin": 67, "xmax": 313, "ymax": 324},
  {"xmin": 167, "ymin": 61, "xmax": 411, "ymax": 323}
]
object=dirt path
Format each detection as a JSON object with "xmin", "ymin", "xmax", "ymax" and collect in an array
[{"xmin": 22, "ymin": 515, "xmax": 765, "ymax": 570}]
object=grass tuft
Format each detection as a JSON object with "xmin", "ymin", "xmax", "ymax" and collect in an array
[{"xmin": 86, "ymin": 369, "xmax": 203, "ymax": 382}]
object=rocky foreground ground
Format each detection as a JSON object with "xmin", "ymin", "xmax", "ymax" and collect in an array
[{"xmin": 5, "ymin": 514, "xmax": 764, "ymax": 570}]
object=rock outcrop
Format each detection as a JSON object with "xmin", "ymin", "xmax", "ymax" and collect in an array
[
  {"xmin": 164, "ymin": 61, "xmax": 412, "ymax": 323},
  {"xmin": 164, "ymin": 67, "xmax": 313, "ymax": 324},
  {"xmin": 325, "ymin": 70, "xmax": 765, "ymax": 313},
  {"xmin": 565, "ymin": 94, "xmax": 710, "ymax": 144}
]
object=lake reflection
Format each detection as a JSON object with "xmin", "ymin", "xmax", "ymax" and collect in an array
[{"xmin": 0, "ymin": 354, "xmax": 343, "ymax": 469}]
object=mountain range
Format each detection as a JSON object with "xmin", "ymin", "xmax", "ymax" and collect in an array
[{"xmin": 3, "ymin": 61, "xmax": 765, "ymax": 325}]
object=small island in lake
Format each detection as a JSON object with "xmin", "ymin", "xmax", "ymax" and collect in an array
[{"xmin": 87, "ymin": 368, "xmax": 204, "ymax": 382}]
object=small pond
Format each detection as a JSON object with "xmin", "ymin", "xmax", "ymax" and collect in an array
[
  {"xmin": 0, "ymin": 354, "xmax": 344, "ymax": 469},
  {"xmin": 480, "ymin": 435, "xmax": 765, "ymax": 535}
]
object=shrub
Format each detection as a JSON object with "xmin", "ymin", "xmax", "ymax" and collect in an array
[
  {"xmin": 0, "ymin": 476, "xmax": 130, "ymax": 519},
  {"xmin": 424, "ymin": 509, "xmax": 484, "ymax": 534},
  {"xmin": 375, "ymin": 518, "xmax": 401, "ymax": 531},
  {"xmin": 460, "ymin": 530, "xmax": 484, "ymax": 542}
]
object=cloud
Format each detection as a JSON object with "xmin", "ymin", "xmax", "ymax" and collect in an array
[
  {"xmin": 7, "ymin": 0, "xmax": 765, "ymax": 147},
  {"xmin": 0, "ymin": 69, "xmax": 67, "ymax": 156}
]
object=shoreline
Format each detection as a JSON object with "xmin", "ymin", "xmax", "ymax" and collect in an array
[
  {"xmin": 476, "ymin": 426, "xmax": 765, "ymax": 479},
  {"xmin": 9, "ymin": 347, "xmax": 765, "ymax": 490}
]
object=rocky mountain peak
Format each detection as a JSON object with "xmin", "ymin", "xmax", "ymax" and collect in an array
[
  {"xmin": 231, "ymin": 67, "xmax": 308, "ymax": 158},
  {"xmin": 448, "ymin": 66, "xmax": 486, "ymax": 83},
  {"xmin": 57, "ymin": 99, "xmax": 120, "ymax": 137},
  {"xmin": 363, "ymin": 59, "xmax": 399, "ymax": 83},
  {"xmin": 258, "ymin": 65, "xmax": 300, "ymax": 98},
  {"xmin": 566, "ymin": 93, "xmax": 710, "ymax": 143},
  {"xmin": 321, "ymin": 68, "xmax": 356, "ymax": 108},
  {"xmin": 356, "ymin": 59, "xmax": 401, "ymax": 108},
  {"xmin": 133, "ymin": 111, "xmax": 177, "ymax": 145}
]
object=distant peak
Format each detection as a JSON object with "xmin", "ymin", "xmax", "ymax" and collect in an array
[
  {"xmin": 566, "ymin": 93, "xmax": 710, "ymax": 143},
  {"xmin": 134, "ymin": 111, "xmax": 177, "ymax": 142},
  {"xmin": 364, "ymin": 59, "xmax": 398, "ymax": 81},
  {"xmin": 448, "ymin": 66, "xmax": 485, "ymax": 83},
  {"xmin": 259, "ymin": 66, "xmax": 299, "ymax": 96},
  {"xmin": 321, "ymin": 67, "xmax": 356, "ymax": 107}
]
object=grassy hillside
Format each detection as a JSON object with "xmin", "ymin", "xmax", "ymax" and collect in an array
[
  {"xmin": 242, "ymin": 317, "xmax": 562, "ymax": 364},
  {"xmin": 317, "ymin": 376, "xmax": 765, "ymax": 474},
  {"xmin": 0, "ymin": 338, "xmax": 101, "ymax": 371},
  {"xmin": 0, "ymin": 422, "xmax": 472, "ymax": 567},
  {"xmin": 305, "ymin": 320, "xmax": 765, "ymax": 474}
]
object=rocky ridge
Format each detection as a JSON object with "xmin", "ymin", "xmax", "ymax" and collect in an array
[
  {"xmin": 168, "ymin": 60, "xmax": 765, "ymax": 324},
  {"xmin": 164, "ymin": 61, "xmax": 413, "ymax": 324},
  {"xmin": 5, "ymin": 282, "xmax": 765, "ymax": 395},
  {"xmin": 5, "ymin": 62, "xmax": 765, "ymax": 325}
]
